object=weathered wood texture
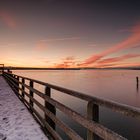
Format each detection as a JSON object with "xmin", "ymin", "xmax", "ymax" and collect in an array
[
  {"xmin": 45, "ymin": 87, "xmax": 56, "ymax": 130},
  {"xmin": 0, "ymin": 64, "xmax": 4, "ymax": 74},
  {"xmin": 3, "ymin": 72, "xmax": 140, "ymax": 140}
]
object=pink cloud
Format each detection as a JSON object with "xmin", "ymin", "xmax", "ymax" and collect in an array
[
  {"xmin": 94, "ymin": 63, "xmax": 119, "ymax": 68},
  {"xmin": 0, "ymin": 11, "xmax": 17, "ymax": 29},
  {"xmin": 54, "ymin": 56, "xmax": 77, "ymax": 68},
  {"xmin": 80, "ymin": 23, "xmax": 140, "ymax": 66},
  {"xmin": 54, "ymin": 63, "xmax": 68, "ymax": 68},
  {"xmin": 98, "ymin": 54, "xmax": 140, "ymax": 64},
  {"xmin": 62, "ymin": 56, "xmax": 75, "ymax": 61},
  {"xmin": 112, "ymin": 62, "xmax": 140, "ymax": 68},
  {"xmin": 36, "ymin": 40, "xmax": 47, "ymax": 51}
]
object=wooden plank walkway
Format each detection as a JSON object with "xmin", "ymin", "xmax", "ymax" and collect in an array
[
  {"xmin": 0, "ymin": 76, "xmax": 49, "ymax": 140},
  {"xmin": 2, "ymin": 72, "xmax": 140, "ymax": 140}
]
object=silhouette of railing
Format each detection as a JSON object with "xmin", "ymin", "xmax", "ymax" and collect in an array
[
  {"xmin": 0, "ymin": 64, "xmax": 4, "ymax": 74},
  {"xmin": 3, "ymin": 72, "xmax": 140, "ymax": 140}
]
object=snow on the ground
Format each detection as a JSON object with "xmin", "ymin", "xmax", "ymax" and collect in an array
[{"xmin": 0, "ymin": 76, "xmax": 49, "ymax": 140}]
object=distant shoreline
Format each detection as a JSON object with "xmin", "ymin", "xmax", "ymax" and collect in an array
[{"xmin": 2, "ymin": 67, "xmax": 140, "ymax": 70}]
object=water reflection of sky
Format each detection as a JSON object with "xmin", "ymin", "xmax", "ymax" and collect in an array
[{"xmin": 14, "ymin": 70, "xmax": 140, "ymax": 139}]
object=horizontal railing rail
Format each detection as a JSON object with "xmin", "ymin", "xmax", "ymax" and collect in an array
[{"xmin": 3, "ymin": 72, "xmax": 140, "ymax": 140}]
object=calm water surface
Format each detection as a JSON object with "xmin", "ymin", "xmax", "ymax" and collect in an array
[{"xmin": 13, "ymin": 70, "xmax": 140, "ymax": 140}]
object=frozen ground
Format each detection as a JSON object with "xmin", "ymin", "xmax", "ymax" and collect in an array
[{"xmin": 0, "ymin": 76, "xmax": 49, "ymax": 140}]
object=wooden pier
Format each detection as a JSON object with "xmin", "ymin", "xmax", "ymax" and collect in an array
[
  {"xmin": 0, "ymin": 75, "xmax": 48, "ymax": 140},
  {"xmin": 0, "ymin": 71, "xmax": 140, "ymax": 140}
]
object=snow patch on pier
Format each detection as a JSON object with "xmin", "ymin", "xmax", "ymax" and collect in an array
[{"xmin": 0, "ymin": 76, "xmax": 48, "ymax": 140}]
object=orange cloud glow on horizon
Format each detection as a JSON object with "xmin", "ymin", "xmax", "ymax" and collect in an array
[
  {"xmin": 98, "ymin": 54, "xmax": 140, "ymax": 64},
  {"xmin": 54, "ymin": 56, "xmax": 76, "ymax": 68},
  {"xmin": 79, "ymin": 23, "xmax": 140, "ymax": 67},
  {"xmin": 109, "ymin": 62, "xmax": 140, "ymax": 68}
]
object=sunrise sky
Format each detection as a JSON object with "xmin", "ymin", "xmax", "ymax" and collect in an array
[{"xmin": 0, "ymin": 0, "xmax": 140, "ymax": 68}]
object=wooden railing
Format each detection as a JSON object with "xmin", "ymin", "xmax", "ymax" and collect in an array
[
  {"xmin": 3, "ymin": 72, "xmax": 140, "ymax": 140},
  {"xmin": 0, "ymin": 64, "xmax": 4, "ymax": 74}
]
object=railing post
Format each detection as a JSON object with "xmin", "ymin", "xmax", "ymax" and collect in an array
[
  {"xmin": 2, "ymin": 65, "xmax": 4, "ymax": 74},
  {"xmin": 22, "ymin": 78, "xmax": 25, "ymax": 98},
  {"xmin": 45, "ymin": 86, "xmax": 56, "ymax": 130},
  {"xmin": 16, "ymin": 76, "xmax": 19, "ymax": 92},
  {"xmin": 13, "ymin": 75, "xmax": 16, "ymax": 88},
  {"xmin": 87, "ymin": 101, "xmax": 99, "ymax": 140},
  {"xmin": 29, "ymin": 80, "xmax": 34, "ymax": 112}
]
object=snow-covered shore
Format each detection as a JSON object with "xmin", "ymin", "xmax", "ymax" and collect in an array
[{"xmin": 0, "ymin": 76, "xmax": 49, "ymax": 140}]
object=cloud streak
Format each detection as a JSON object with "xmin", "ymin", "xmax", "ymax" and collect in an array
[
  {"xmin": 98, "ymin": 54, "xmax": 140, "ymax": 64},
  {"xmin": 54, "ymin": 56, "xmax": 77, "ymax": 68},
  {"xmin": 111, "ymin": 62, "xmax": 140, "ymax": 68},
  {"xmin": 80, "ymin": 23, "xmax": 140, "ymax": 66},
  {"xmin": 0, "ymin": 11, "xmax": 17, "ymax": 29},
  {"xmin": 40, "ymin": 37, "xmax": 80, "ymax": 42},
  {"xmin": 36, "ymin": 37, "xmax": 80, "ymax": 51}
]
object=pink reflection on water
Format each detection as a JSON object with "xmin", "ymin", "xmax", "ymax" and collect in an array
[{"xmin": 14, "ymin": 70, "xmax": 140, "ymax": 107}]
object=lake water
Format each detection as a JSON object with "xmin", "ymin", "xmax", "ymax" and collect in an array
[{"xmin": 13, "ymin": 70, "xmax": 140, "ymax": 140}]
